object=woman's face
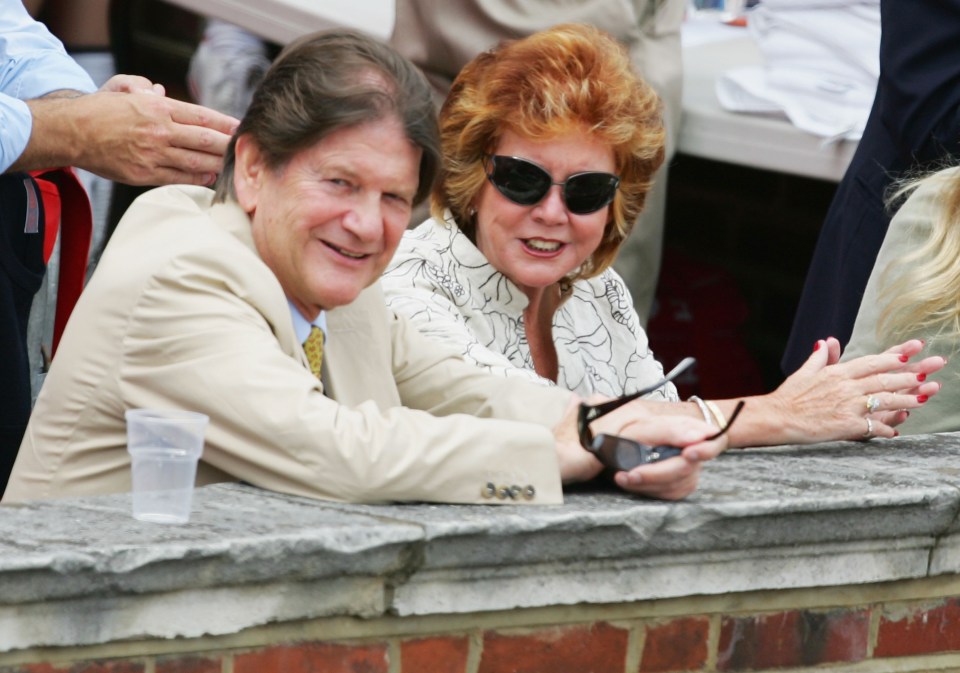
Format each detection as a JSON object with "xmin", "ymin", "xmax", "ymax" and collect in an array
[{"xmin": 474, "ymin": 128, "xmax": 616, "ymax": 296}]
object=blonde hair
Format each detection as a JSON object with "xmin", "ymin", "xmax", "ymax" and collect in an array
[
  {"xmin": 433, "ymin": 23, "xmax": 665, "ymax": 281},
  {"xmin": 878, "ymin": 168, "xmax": 960, "ymax": 345}
]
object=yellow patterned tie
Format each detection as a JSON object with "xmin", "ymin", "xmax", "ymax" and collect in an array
[{"xmin": 303, "ymin": 325, "xmax": 325, "ymax": 379}]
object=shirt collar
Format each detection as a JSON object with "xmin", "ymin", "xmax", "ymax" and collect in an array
[{"xmin": 289, "ymin": 299, "xmax": 327, "ymax": 344}]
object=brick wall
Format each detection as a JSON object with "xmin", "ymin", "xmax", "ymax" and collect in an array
[{"xmin": 7, "ymin": 585, "xmax": 960, "ymax": 673}]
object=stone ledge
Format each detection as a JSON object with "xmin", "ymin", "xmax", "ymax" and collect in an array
[{"xmin": 2, "ymin": 432, "xmax": 960, "ymax": 651}]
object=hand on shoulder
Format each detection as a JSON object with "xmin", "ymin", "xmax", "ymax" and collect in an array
[{"xmin": 18, "ymin": 78, "xmax": 239, "ymax": 186}]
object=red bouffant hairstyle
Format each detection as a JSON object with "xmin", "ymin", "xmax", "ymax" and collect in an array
[{"xmin": 433, "ymin": 23, "xmax": 665, "ymax": 280}]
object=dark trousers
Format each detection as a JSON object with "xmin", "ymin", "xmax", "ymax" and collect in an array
[
  {"xmin": 0, "ymin": 173, "xmax": 45, "ymax": 495},
  {"xmin": 782, "ymin": 0, "xmax": 960, "ymax": 375}
]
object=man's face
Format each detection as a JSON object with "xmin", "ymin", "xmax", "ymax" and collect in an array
[{"xmin": 235, "ymin": 117, "xmax": 422, "ymax": 319}]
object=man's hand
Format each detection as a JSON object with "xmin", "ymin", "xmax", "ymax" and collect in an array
[
  {"xmin": 99, "ymin": 73, "xmax": 165, "ymax": 96},
  {"xmin": 554, "ymin": 398, "xmax": 726, "ymax": 500},
  {"xmin": 553, "ymin": 396, "xmax": 606, "ymax": 484},
  {"xmin": 15, "ymin": 81, "xmax": 239, "ymax": 185},
  {"xmin": 608, "ymin": 415, "xmax": 727, "ymax": 500}
]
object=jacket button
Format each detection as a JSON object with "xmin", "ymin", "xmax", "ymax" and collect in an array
[
  {"xmin": 482, "ymin": 482, "xmax": 496, "ymax": 499},
  {"xmin": 508, "ymin": 485, "xmax": 522, "ymax": 499},
  {"xmin": 523, "ymin": 485, "xmax": 536, "ymax": 500},
  {"xmin": 496, "ymin": 485, "xmax": 510, "ymax": 500}
]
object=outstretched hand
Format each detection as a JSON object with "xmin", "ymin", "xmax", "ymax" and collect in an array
[{"xmin": 766, "ymin": 337, "xmax": 945, "ymax": 443}]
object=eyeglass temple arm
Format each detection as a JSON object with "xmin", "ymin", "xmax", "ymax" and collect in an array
[
  {"xmin": 582, "ymin": 357, "xmax": 696, "ymax": 423},
  {"xmin": 705, "ymin": 399, "xmax": 746, "ymax": 440}
]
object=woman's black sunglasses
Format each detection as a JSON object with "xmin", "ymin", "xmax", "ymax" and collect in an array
[
  {"xmin": 577, "ymin": 357, "xmax": 745, "ymax": 471},
  {"xmin": 484, "ymin": 155, "xmax": 620, "ymax": 215}
]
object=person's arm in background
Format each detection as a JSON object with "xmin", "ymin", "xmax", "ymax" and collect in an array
[
  {"xmin": 14, "ymin": 80, "xmax": 238, "ymax": 185},
  {"xmin": 1, "ymin": 1, "xmax": 239, "ymax": 184},
  {"xmin": 0, "ymin": 0, "xmax": 95, "ymax": 171}
]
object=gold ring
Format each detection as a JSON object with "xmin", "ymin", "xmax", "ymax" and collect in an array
[{"xmin": 862, "ymin": 416, "xmax": 874, "ymax": 439}]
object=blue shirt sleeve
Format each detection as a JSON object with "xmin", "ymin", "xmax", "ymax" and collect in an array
[{"xmin": 0, "ymin": 2, "xmax": 97, "ymax": 171}]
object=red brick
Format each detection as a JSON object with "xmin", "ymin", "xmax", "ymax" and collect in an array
[
  {"xmin": 876, "ymin": 598, "xmax": 960, "ymax": 657},
  {"xmin": 478, "ymin": 622, "xmax": 628, "ymax": 673},
  {"xmin": 234, "ymin": 642, "xmax": 388, "ymax": 673},
  {"xmin": 400, "ymin": 636, "xmax": 469, "ymax": 673},
  {"xmin": 818, "ymin": 610, "xmax": 870, "ymax": 663},
  {"xmin": 640, "ymin": 616, "xmax": 709, "ymax": 673},
  {"xmin": 718, "ymin": 609, "xmax": 868, "ymax": 671},
  {"xmin": 0, "ymin": 663, "xmax": 144, "ymax": 673},
  {"xmin": 155, "ymin": 656, "xmax": 221, "ymax": 673}
]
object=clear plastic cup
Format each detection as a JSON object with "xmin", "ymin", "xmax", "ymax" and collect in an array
[{"xmin": 125, "ymin": 409, "xmax": 209, "ymax": 524}]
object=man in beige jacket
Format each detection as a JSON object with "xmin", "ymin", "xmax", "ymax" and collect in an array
[{"xmin": 4, "ymin": 30, "xmax": 722, "ymax": 506}]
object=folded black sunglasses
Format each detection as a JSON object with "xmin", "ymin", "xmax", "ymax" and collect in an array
[
  {"xmin": 577, "ymin": 357, "xmax": 745, "ymax": 471},
  {"xmin": 484, "ymin": 155, "xmax": 620, "ymax": 215}
]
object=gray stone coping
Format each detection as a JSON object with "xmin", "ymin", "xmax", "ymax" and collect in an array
[{"xmin": 2, "ymin": 432, "xmax": 960, "ymax": 651}]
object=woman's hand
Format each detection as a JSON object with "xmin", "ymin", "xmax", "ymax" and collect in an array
[{"xmin": 762, "ymin": 337, "xmax": 945, "ymax": 443}]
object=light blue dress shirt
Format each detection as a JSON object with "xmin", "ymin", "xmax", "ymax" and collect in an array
[
  {"xmin": 0, "ymin": 1, "xmax": 96, "ymax": 171},
  {"xmin": 288, "ymin": 299, "xmax": 327, "ymax": 346}
]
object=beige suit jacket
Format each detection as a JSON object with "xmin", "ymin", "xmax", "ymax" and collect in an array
[{"xmin": 4, "ymin": 186, "xmax": 571, "ymax": 504}]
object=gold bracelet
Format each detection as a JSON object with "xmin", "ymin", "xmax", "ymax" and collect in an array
[
  {"xmin": 687, "ymin": 395, "xmax": 715, "ymax": 427},
  {"xmin": 705, "ymin": 400, "xmax": 727, "ymax": 429}
]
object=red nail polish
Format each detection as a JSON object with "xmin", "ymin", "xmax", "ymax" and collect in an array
[
  {"xmin": 899, "ymin": 354, "xmax": 909, "ymax": 363},
  {"xmin": 894, "ymin": 430, "xmax": 900, "ymax": 437},
  {"xmin": 918, "ymin": 395, "xmax": 929, "ymax": 403},
  {"xmin": 918, "ymin": 372, "xmax": 927, "ymax": 382},
  {"xmin": 813, "ymin": 341, "xmax": 821, "ymax": 352}
]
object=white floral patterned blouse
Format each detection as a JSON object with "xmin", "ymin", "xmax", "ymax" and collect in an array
[{"xmin": 382, "ymin": 215, "xmax": 677, "ymax": 401}]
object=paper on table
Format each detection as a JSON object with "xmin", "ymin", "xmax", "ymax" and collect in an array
[{"xmin": 714, "ymin": 0, "xmax": 880, "ymax": 141}]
